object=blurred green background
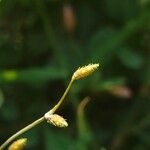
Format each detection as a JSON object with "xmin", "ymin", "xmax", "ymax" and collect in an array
[{"xmin": 0, "ymin": 0, "xmax": 150, "ymax": 150}]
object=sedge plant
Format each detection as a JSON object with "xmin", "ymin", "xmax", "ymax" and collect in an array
[{"xmin": 0, "ymin": 63, "xmax": 99, "ymax": 150}]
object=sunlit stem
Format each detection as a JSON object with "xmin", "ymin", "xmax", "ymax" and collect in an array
[
  {"xmin": 0, "ymin": 78, "xmax": 74, "ymax": 150},
  {"xmin": 50, "ymin": 78, "xmax": 74, "ymax": 114}
]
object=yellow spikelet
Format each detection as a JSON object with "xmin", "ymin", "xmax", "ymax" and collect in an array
[
  {"xmin": 72, "ymin": 63, "xmax": 99, "ymax": 80},
  {"xmin": 8, "ymin": 138, "xmax": 27, "ymax": 150},
  {"xmin": 44, "ymin": 113, "xmax": 68, "ymax": 128}
]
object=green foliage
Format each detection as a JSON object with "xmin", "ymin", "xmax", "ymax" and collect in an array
[
  {"xmin": 0, "ymin": 0, "xmax": 149, "ymax": 149},
  {"xmin": 117, "ymin": 47, "xmax": 143, "ymax": 69},
  {"xmin": 0, "ymin": 89, "xmax": 4, "ymax": 108},
  {"xmin": 44, "ymin": 128, "xmax": 76, "ymax": 150}
]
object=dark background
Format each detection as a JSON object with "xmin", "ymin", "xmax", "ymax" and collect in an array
[{"xmin": 0, "ymin": 0, "xmax": 150, "ymax": 150}]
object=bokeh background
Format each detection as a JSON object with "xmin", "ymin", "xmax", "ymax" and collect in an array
[{"xmin": 0, "ymin": 0, "xmax": 150, "ymax": 150}]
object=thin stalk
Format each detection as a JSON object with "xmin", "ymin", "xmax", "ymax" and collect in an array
[
  {"xmin": 0, "ymin": 78, "xmax": 74, "ymax": 150},
  {"xmin": 0, "ymin": 117, "xmax": 45, "ymax": 150},
  {"xmin": 50, "ymin": 78, "xmax": 74, "ymax": 113}
]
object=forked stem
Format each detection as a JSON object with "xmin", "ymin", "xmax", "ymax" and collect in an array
[
  {"xmin": 0, "ymin": 63, "xmax": 99, "ymax": 149},
  {"xmin": 0, "ymin": 78, "xmax": 74, "ymax": 150}
]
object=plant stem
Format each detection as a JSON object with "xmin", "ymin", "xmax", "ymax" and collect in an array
[
  {"xmin": 0, "ymin": 117, "xmax": 45, "ymax": 150},
  {"xmin": 50, "ymin": 78, "xmax": 74, "ymax": 113},
  {"xmin": 0, "ymin": 78, "xmax": 74, "ymax": 150}
]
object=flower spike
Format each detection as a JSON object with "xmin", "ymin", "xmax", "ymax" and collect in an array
[{"xmin": 72, "ymin": 63, "xmax": 99, "ymax": 80}]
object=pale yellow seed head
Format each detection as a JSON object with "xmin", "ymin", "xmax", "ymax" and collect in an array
[
  {"xmin": 8, "ymin": 138, "xmax": 27, "ymax": 150},
  {"xmin": 44, "ymin": 113, "xmax": 68, "ymax": 128},
  {"xmin": 72, "ymin": 63, "xmax": 99, "ymax": 80}
]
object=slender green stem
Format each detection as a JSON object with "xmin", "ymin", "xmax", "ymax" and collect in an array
[
  {"xmin": 0, "ymin": 117, "xmax": 45, "ymax": 150},
  {"xmin": 0, "ymin": 78, "xmax": 74, "ymax": 150},
  {"xmin": 50, "ymin": 78, "xmax": 74, "ymax": 113}
]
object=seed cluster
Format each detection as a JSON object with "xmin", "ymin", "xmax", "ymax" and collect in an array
[
  {"xmin": 8, "ymin": 138, "xmax": 27, "ymax": 150},
  {"xmin": 72, "ymin": 63, "xmax": 99, "ymax": 80},
  {"xmin": 45, "ymin": 113, "xmax": 68, "ymax": 128}
]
